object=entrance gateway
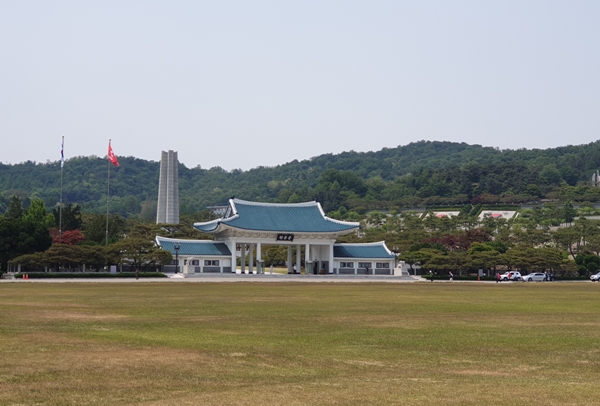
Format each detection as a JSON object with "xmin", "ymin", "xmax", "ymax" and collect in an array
[{"xmin": 155, "ymin": 198, "xmax": 396, "ymax": 275}]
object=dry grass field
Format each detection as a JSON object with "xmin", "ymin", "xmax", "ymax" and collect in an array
[{"xmin": 0, "ymin": 282, "xmax": 599, "ymax": 405}]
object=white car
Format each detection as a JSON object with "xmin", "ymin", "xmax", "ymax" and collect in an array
[
  {"xmin": 523, "ymin": 272, "xmax": 546, "ymax": 282},
  {"xmin": 590, "ymin": 272, "xmax": 600, "ymax": 282},
  {"xmin": 499, "ymin": 271, "xmax": 522, "ymax": 281}
]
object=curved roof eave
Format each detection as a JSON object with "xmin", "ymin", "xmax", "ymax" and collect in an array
[
  {"xmin": 155, "ymin": 236, "xmax": 232, "ymax": 256},
  {"xmin": 335, "ymin": 240, "xmax": 395, "ymax": 253},
  {"xmin": 230, "ymin": 198, "xmax": 320, "ymax": 209},
  {"xmin": 194, "ymin": 213, "xmax": 240, "ymax": 233},
  {"xmin": 213, "ymin": 223, "xmax": 358, "ymax": 235},
  {"xmin": 333, "ymin": 241, "xmax": 396, "ymax": 259}
]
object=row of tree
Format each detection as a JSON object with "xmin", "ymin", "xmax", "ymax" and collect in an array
[
  {"xmin": 331, "ymin": 203, "xmax": 600, "ymax": 276},
  {"xmin": 1, "ymin": 197, "xmax": 186, "ymax": 273},
  {"xmin": 3, "ymin": 140, "xmax": 600, "ymax": 217},
  {"xmin": 0, "ymin": 197, "xmax": 53, "ymax": 272},
  {"xmin": 2, "ymin": 192, "xmax": 600, "ymax": 276}
]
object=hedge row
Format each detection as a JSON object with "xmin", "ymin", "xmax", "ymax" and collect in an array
[
  {"xmin": 423, "ymin": 275, "xmax": 591, "ymax": 281},
  {"xmin": 15, "ymin": 272, "xmax": 167, "ymax": 279},
  {"xmin": 424, "ymin": 275, "xmax": 497, "ymax": 281}
]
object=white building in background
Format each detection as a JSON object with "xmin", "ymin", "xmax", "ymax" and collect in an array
[
  {"xmin": 478, "ymin": 210, "xmax": 517, "ymax": 220},
  {"xmin": 422, "ymin": 211, "xmax": 460, "ymax": 218}
]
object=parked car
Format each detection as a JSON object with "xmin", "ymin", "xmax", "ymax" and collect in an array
[
  {"xmin": 499, "ymin": 271, "xmax": 522, "ymax": 281},
  {"xmin": 523, "ymin": 272, "xmax": 546, "ymax": 282},
  {"xmin": 547, "ymin": 273, "xmax": 557, "ymax": 281},
  {"xmin": 591, "ymin": 271, "xmax": 600, "ymax": 282}
]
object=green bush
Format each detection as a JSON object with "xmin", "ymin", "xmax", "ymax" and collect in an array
[
  {"xmin": 15, "ymin": 272, "xmax": 167, "ymax": 279},
  {"xmin": 556, "ymin": 276, "xmax": 591, "ymax": 280},
  {"xmin": 423, "ymin": 275, "xmax": 496, "ymax": 281},
  {"xmin": 585, "ymin": 255, "xmax": 600, "ymax": 265}
]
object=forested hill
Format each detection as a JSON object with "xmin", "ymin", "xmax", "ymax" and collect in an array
[{"xmin": 2, "ymin": 140, "xmax": 600, "ymax": 217}]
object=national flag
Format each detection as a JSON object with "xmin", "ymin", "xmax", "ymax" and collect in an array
[
  {"xmin": 61, "ymin": 136, "xmax": 65, "ymax": 168},
  {"xmin": 108, "ymin": 142, "xmax": 120, "ymax": 167}
]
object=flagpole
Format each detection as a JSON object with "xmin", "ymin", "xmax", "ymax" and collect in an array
[
  {"xmin": 106, "ymin": 139, "xmax": 111, "ymax": 247},
  {"xmin": 59, "ymin": 135, "xmax": 64, "ymax": 244}
]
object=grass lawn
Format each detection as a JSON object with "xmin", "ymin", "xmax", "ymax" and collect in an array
[{"xmin": 0, "ymin": 282, "xmax": 599, "ymax": 405}]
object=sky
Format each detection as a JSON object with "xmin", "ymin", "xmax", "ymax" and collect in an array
[{"xmin": 1, "ymin": 1, "xmax": 599, "ymax": 170}]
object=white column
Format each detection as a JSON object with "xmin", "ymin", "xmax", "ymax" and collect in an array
[
  {"xmin": 230, "ymin": 239, "xmax": 237, "ymax": 273},
  {"xmin": 287, "ymin": 246, "xmax": 293, "ymax": 274},
  {"xmin": 296, "ymin": 245, "xmax": 301, "ymax": 274},
  {"xmin": 305, "ymin": 243, "xmax": 311, "ymax": 275},
  {"xmin": 329, "ymin": 243, "xmax": 335, "ymax": 274},
  {"xmin": 241, "ymin": 244, "xmax": 246, "ymax": 274},
  {"xmin": 249, "ymin": 244, "xmax": 254, "ymax": 274},
  {"xmin": 257, "ymin": 242, "xmax": 262, "ymax": 274}
]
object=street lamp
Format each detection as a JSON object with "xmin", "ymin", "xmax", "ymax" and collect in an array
[{"xmin": 174, "ymin": 242, "xmax": 180, "ymax": 273}]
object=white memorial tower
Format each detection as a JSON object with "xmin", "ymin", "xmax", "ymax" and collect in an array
[{"xmin": 156, "ymin": 150, "xmax": 180, "ymax": 224}]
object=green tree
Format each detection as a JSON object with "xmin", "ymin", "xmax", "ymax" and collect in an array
[
  {"xmin": 468, "ymin": 250, "xmax": 500, "ymax": 274},
  {"xmin": 11, "ymin": 244, "xmax": 109, "ymax": 271},
  {"xmin": 53, "ymin": 203, "xmax": 83, "ymax": 231},
  {"xmin": 5, "ymin": 196, "xmax": 23, "ymax": 219},
  {"xmin": 553, "ymin": 227, "xmax": 580, "ymax": 258},
  {"xmin": 262, "ymin": 246, "xmax": 288, "ymax": 266},
  {"xmin": 541, "ymin": 165, "xmax": 562, "ymax": 185},
  {"xmin": 24, "ymin": 199, "xmax": 54, "ymax": 228},
  {"xmin": 503, "ymin": 246, "xmax": 531, "ymax": 271},
  {"xmin": 0, "ymin": 211, "xmax": 52, "ymax": 272},
  {"xmin": 109, "ymin": 238, "xmax": 172, "ymax": 271},
  {"xmin": 584, "ymin": 234, "xmax": 600, "ymax": 256},
  {"xmin": 530, "ymin": 247, "xmax": 564, "ymax": 272},
  {"xmin": 82, "ymin": 214, "xmax": 125, "ymax": 245},
  {"xmin": 398, "ymin": 251, "xmax": 422, "ymax": 274},
  {"xmin": 563, "ymin": 201, "xmax": 576, "ymax": 225}
]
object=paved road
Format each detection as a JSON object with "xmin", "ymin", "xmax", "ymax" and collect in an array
[
  {"xmin": 1, "ymin": 274, "xmax": 425, "ymax": 283},
  {"xmin": 2, "ymin": 274, "xmax": 591, "ymax": 283}
]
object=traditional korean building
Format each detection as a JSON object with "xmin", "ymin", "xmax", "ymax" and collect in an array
[{"xmin": 156, "ymin": 198, "xmax": 396, "ymax": 275}]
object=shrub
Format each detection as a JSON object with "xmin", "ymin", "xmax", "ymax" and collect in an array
[{"xmin": 15, "ymin": 272, "xmax": 167, "ymax": 279}]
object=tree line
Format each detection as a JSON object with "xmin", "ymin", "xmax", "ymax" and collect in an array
[
  {"xmin": 3, "ymin": 139, "xmax": 600, "ymax": 276},
  {"xmin": 0, "ymin": 197, "xmax": 197, "ymax": 273},
  {"xmin": 2, "ymin": 140, "xmax": 600, "ymax": 218},
  {"xmin": 333, "ymin": 202, "xmax": 597, "ymax": 277},
  {"xmin": 3, "ymin": 191, "xmax": 600, "ymax": 278}
]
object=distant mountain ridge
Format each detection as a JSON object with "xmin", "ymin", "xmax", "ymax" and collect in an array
[{"xmin": 1, "ymin": 140, "xmax": 600, "ymax": 216}]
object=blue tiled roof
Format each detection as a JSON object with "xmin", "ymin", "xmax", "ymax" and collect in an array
[
  {"xmin": 194, "ymin": 199, "xmax": 359, "ymax": 233},
  {"xmin": 334, "ymin": 242, "xmax": 395, "ymax": 259},
  {"xmin": 195, "ymin": 220, "xmax": 222, "ymax": 232},
  {"xmin": 156, "ymin": 237, "xmax": 231, "ymax": 256}
]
